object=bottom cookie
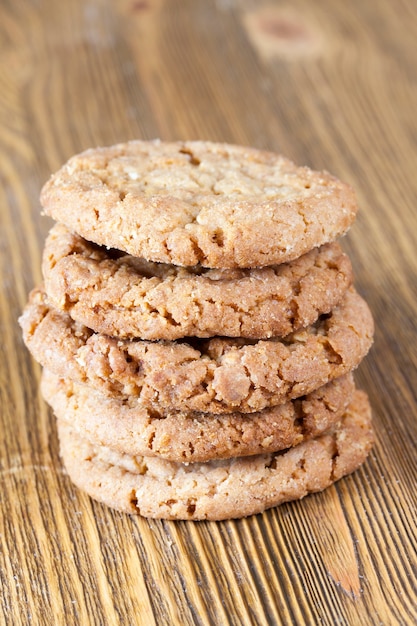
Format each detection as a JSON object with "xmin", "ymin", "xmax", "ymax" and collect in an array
[{"xmin": 57, "ymin": 390, "xmax": 373, "ymax": 521}]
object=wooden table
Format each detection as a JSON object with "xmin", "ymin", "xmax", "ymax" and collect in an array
[{"xmin": 1, "ymin": 1, "xmax": 416, "ymax": 624}]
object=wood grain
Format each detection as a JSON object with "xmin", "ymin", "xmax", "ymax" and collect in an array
[{"xmin": 1, "ymin": 0, "xmax": 416, "ymax": 624}]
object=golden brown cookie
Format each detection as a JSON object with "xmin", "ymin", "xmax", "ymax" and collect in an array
[
  {"xmin": 42, "ymin": 223, "xmax": 353, "ymax": 340},
  {"xmin": 42, "ymin": 369, "xmax": 355, "ymax": 462},
  {"xmin": 57, "ymin": 390, "xmax": 374, "ymax": 520},
  {"xmin": 20, "ymin": 286, "xmax": 374, "ymax": 413},
  {"xmin": 40, "ymin": 140, "xmax": 358, "ymax": 269}
]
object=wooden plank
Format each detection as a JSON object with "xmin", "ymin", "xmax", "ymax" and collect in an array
[{"xmin": 1, "ymin": 0, "xmax": 416, "ymax": 624}]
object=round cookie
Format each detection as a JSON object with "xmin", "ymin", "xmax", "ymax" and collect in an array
[
  {"xmin": 40, "ymin": 140, "xmax": 358, "ymax": 269},
  {"xmin": 20, "ymin": 286, "xmax": 374, "ymax": 414},
  {"xmin": 42, "ymin": 369, "xmax": 354, "ymax": 462},
  {"xmin": 43, "ymin": 223, "xmax": 353, "ymax": 340},
  {"xmin": 57, "ymin": 390, "xmax": 374, "ymax": 520}
]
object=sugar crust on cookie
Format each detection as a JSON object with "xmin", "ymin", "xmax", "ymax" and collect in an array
[
  {"xmin": 42, "ymin": 222, "xmax": 353, "ymax": 340},
  {"xmin": 42, "ymin": 369, "xmax": 355, "ymax": 462},
  {"xmin": 40, "ymin": 140, "xmax": 358, "ymax": 268},
  {"xmin": 20, "ymin": 286, "xmax": 374, "ymax": 414}
]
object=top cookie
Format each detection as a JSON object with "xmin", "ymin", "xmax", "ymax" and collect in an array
[{"xmin": 40, "ymin": 140, "xmax": 358, "ymax": 268}]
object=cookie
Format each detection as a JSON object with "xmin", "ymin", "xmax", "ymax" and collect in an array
[
  {"xmin": 40, "ymin": 140, "xmax": 358, "ymax": 269},
  {"xmin": 57, "ymin": 390, "xmax": 373, "ymax": 520},
  {"xmin": 20, "ymin": 286, "xmax": 374, "ymax": 413},
  {"xmin": 41, "ymin": 369, "xmax": 354, "ymax": 462},
  {"xmin": 42, "ymin": 223, "xmax": 353, "ymax": 340}
]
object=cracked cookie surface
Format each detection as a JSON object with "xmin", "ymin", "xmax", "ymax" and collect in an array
[
  {"xmin": 57, "ymin": 390, "xmax": 373, "ymax": 520},
  {"xmin": 20, "ymin": 286, "xmax": 373, "ymax": 413},
  {"xmin": 43, "ymin": 223, "xmax": 353, "ymax": 340},
  {"xmin": 40, "ymin": 140, "xmax": 358, "ymax": 268},
  {"xmin": 42, "ymin": 369, "xmax": 354, "ymax": 462}
]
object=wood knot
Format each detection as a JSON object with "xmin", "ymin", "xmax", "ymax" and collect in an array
[
  {"xmin": 130, "ymin": 1, "xmax": 149, "ymax": 12},
  {"xmin": 259, "ymin": 16, "xmax": 310, "ymax": 42},
  {"xmin": 243, "ymin": 7, "xmax": 322, "ymax": 60}
]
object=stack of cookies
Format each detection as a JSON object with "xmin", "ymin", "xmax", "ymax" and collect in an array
[{"xmin": 20, "ymin": 140, "xmax": 374, "ymax": 521}]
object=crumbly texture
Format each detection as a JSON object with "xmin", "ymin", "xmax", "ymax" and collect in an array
[
  {"xmin": 40, "ymin": 140, "xmax": 358, "ymax": 269},
  {"xmin": 41, "ymin": 369, "xmax": 354, "ymax": 462},
  {"xmin": 57, "ymin": 390, "xmax": 373, "ymax": 520},
  {"xmin": 20, "ymin": 286, "xmax": 374, "ymax": 413},
  {"xmin": 43, "ymin": 223, "xmax": 353, "ymax": 340}
]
